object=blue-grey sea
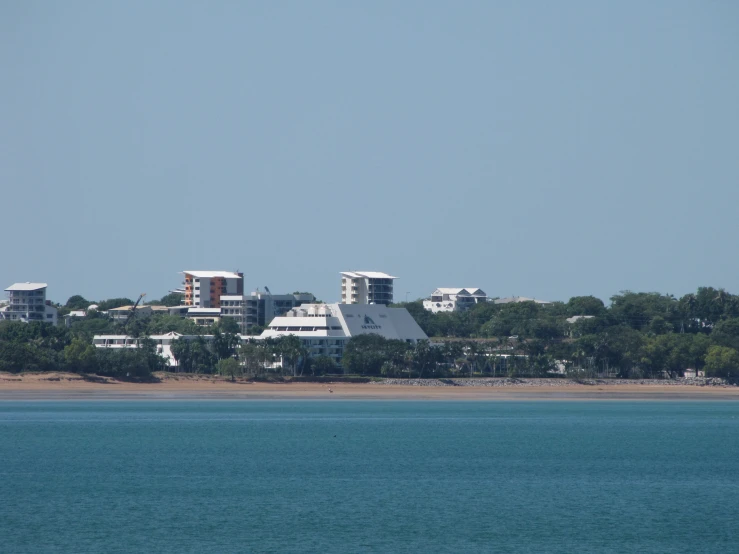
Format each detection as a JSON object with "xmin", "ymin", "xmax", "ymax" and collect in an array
[{"xmin": 1, "ymin": 400, "xmax": 738, "ymax": 553}]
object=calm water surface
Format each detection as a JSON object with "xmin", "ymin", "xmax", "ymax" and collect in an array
[{"xmin": 1, "ymin": 400, "xmax": 738, "ymax": 553}]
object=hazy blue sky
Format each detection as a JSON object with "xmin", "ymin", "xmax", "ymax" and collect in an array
[{"xmin": 2, "ymin": 1, "xmax": 738, "ymax": 305}]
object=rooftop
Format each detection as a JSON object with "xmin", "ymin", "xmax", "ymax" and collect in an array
[
  {"xmin": 341, "ymin": 271, "xmax": 397, "ymax": 280},
  {"xmin": 434, "ymin": 287, "xmax": 487, "ymax": 296},
  {"xmin": 494, "ymin": 296, "xmax": 552, "ymax": 305},
  {"xmin": 5, "ymin": 282, "xmax": 48, "ymax": 291},
  {"xmin": 182, "ymin": 270, "xmax": 243, "ymax": 279}
]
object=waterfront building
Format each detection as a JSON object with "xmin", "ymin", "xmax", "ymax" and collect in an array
[
  {"xmin": 177, "ymin": 271, "xmax": 244, "ymax": 309},
  {"xmin": 340, "ymin": 271, "xmax": 396, "ymax": 305},
  {"xmin": 260, "ymin": 302, "xmax": 428, "ymax": 364},
  {"xmin": 0, "ymin": 283, "xmax": 58, "ymax": 325},
  {"xmin": 92, "ymin": 332, "xmax": 214, "ymax": 367},
  {"xmin": 423, "ymin": 288, "xmax": 488, "ymax": 313}
]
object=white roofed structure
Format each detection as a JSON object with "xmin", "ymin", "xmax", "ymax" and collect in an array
[
  {"xmin": 494, "ymin": 296, "xmax": 552, "ymax": 305},
  {"xmin": 423, "ymin": 287, "xmax": 488, "ymax": 313},
  {"xmin": 181, "ymin": 270, "xmax": 243, "ymax": 279},
  {"xmin": 260, "ymin": 302, "xmax": 427, "ymax": 364},
  {"xmin": 5, "ymin": 282, "xmax": 48, "ymax": 291}
]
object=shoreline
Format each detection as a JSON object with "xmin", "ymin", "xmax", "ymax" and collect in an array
[{"xmin": 1, "ymin": 372, "xmax": 738, "ymax": 401}]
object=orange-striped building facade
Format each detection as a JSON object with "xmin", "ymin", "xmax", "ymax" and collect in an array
[{"xmin": 182, "ymin": 271, "xmax": 244, "ymax": 309}]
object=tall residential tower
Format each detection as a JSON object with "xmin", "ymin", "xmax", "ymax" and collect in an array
[{"xmin": 340, "ymin": 271, "xmax": 396, "ymax": 305}]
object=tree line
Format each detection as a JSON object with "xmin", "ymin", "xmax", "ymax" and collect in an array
[
  {"xmin": 1, "ymin": 286, "xmax": 739, "ymax": 380},
  {"xmin": 392, "ymin": 286, "xmax": 739, "ymax": 378}
]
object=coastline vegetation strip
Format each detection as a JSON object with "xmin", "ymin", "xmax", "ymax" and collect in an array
[{"xmin": 1, "ymin": 286, "xmax": 739, "ymax": 383}]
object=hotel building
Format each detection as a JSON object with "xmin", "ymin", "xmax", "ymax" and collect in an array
[{"xmin": 260, "ymin": 302, "xmax": 427, "ymax": 364}]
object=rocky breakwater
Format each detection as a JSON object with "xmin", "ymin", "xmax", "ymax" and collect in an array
[{"xmin": 378, "ymin": 377, "xmax": 736, "ymax": 387}]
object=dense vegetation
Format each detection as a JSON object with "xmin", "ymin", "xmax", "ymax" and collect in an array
[
  {"xmin": 389, "ymin": 287, "xmax": 739, "ymax": 379},
  {"xmin": 1, "ymin": 287, "xmax": 738, "ymax": 380}
]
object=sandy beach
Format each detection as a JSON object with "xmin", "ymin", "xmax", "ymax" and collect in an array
[{"xmin": 1, "ymin": 372, "xmax": 738, "ymax": 400}]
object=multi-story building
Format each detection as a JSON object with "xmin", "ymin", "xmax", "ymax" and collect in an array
[
  {"xmin": 260, "ymin": 302, "xmax": 428, "ymax": 365},
  {"xmin": 179, "ymin": 271, "xmax": 243, "ymax": 308},
  {"xmin": 340, "ymin": 271, "xmax": 396, "ymax": 305},
  {"xmin": 220, "ymin": 291, "xmax": 316, "ymax": 332},
  {"xmin": 0, "ymin": 283, "xmax": 58, "ymax": 325},
  {"xmin": 423, "ymin": 288, "xmax": 488, "ymax": 313}
]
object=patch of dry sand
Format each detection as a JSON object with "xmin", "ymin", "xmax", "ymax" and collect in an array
[{"xmin": 1, "ymin": 372, "xmax": 738, "ymax": 401}]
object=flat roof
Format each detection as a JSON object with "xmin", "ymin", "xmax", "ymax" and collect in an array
[
  {"xmin": 341, "ymin": 271, "xmax": 397, "ymax": 280},
  {"xmin": 182, "ymin": 270, "xmax": 243, "ymax": 279},
  {"xmin": 5, "ymin": 282, "xmax": 48, "ymax": 291},
  {"xmin": 108, "ymin": 305, "xmax": 151, "ymax": 312}
]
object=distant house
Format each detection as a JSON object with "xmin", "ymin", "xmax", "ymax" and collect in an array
[
  {"xmin": 107, "ymin": 305, "xmax": 153, "ymax": 322},
  {"xmin": 494, "ymin": 296, "xmax": 552, "ymax": 306},
  {"xmin": 184, "ymin": 307, "xmax": 221, "ymax": 326},
  {"xmin": 684, "ymin": 369, "xmax": 697, "ymax": 379},
  {"xmin": 423, "ymin": 288, "xmax": 488, "ymax": 313}
]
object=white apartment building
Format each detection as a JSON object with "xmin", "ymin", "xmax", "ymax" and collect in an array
[
  {"xmin": 340, "ymin": 271, "xmax": 396, "ymax": 305},
  {"xmin": 260, "ymin": 302, "xmax": 428, "ymax": 364},
  {"xmin": 423, "ymin": 288, "xmax": 489, "ymax": 313},
  {"xmin": 177, "ymin": 271, "xmax": 244, "ymax": 309},
  {"xmin": 0, "ymin": 283, "xmax": 58, "ymax": 325}
]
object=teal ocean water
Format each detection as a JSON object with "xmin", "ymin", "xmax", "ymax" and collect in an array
[{"xmin": 1, "ymin": 401, "xmax": 738, "ymax": 553}]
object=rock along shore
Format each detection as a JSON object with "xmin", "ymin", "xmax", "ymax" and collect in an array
[{"xmin": 377, "ymin": 377, "xmax": 734, "ymax": 388}]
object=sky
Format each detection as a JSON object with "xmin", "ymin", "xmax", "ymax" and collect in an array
[{"xmin": 2, "ymin": 0, "xmax": 738, "ymax": 306}]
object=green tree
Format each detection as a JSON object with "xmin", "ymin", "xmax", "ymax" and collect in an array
[
  {"xmin": 711, "ymin": 318, "xmax": 739, "ymax": 351},
  {"xmin": 309, "ymin": 355, "xmax": 337, "ymax": 376},
  {"xmin": 156, "ymin": 293, "xmax": 184, "ymax": 307},
  {"xmin": 63, "ymin": 338, "xmax": 98, "ymax": 373},
  {"xmin": 343, "ymin": 334, "xmax": 410, "ymax": 376},
  {"xmin": 566, "ymin": 296, "xmax": 606, "ymax": 317},
  {"xmin": 217, "ymin": 317, "xmax": 241, "ymax": 335},
  {"xmin": 273, "ymin": 335, "xmax": 305, "ymax": 376},
  {"xmin": 65, "ymin": 295, "xmax": 91, "ymax": 311},
  {"xmin": 216, "ymin": 357, "xmax": 242, "ymax": 381},
  {"xmin": 97, "ymin": 298, "xmax": 134, "ymax": 311},
  {"xmin": 704, "ymin": 346, "xmax": 739, "ymax": 378}
]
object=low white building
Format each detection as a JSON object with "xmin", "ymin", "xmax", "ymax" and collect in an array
[
  {"xmin": 423, "ymin": 288, "xmax": 488, "ymax": 313},
  {"xmin": 260, "ymin": 302, "xmax": 428, "ymax": 364},
  {"xmin": 1, "ymin": 283, "xmax": 58, "ymax": 325},
  {"xmin": 92, "ymin": 332, "xmax": 216, "ymax": 367},
  {"xmin": 186, "ymin": 308, "xmax": 221, "ymax": 326}
]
